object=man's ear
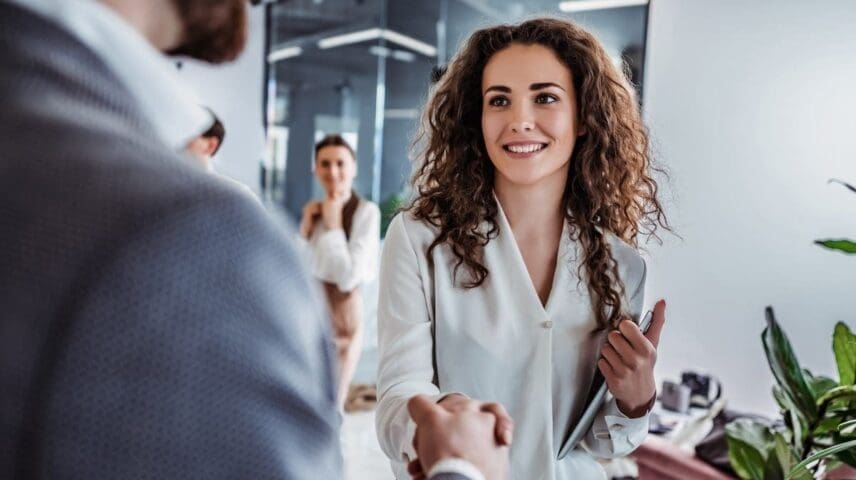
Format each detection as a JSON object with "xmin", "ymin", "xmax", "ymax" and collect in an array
[{"xmin": 206, "ymin": 137, "xmax": 221, "ymax": 156}]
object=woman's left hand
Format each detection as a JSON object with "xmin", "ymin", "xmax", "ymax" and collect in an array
[
  {"xmin": 321, "ymin": 195, "xmax": 345, "ymax": 230},
  {"xmin": 598, "ymin": 299, "xmax": 666, "ymax": 418}
]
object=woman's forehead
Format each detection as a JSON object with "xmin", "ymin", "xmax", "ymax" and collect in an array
[
  {"xmin": 316, "ymin": 145, "xmax": 353, "ymax": 160},
  {"xmin": 481, "ymin": 43, "xmax": 572, "ymax": 91}
]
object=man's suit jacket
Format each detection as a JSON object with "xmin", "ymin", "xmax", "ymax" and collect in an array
[
  {"xmin": 0, "ymin": 3, "xmax": 347, "ymax": 478},
  {"xmin": 0, "ymin": 4, "xmax": 474, "ymax": 479}
]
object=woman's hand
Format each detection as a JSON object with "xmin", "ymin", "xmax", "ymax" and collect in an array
[
  {"xmin": 299, "ymin": 201, "xmax": 321, "ymax": 238},
  {"xmin": 320, "ymin": 195, "xmax": 344, "ymax": 230},
  {"xmin": 598, "ymin": 299, "xmax": 666, "ymax": 418}
]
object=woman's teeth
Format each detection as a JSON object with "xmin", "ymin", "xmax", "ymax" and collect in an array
[{"xmin": 506, "ymin": 143, "xmax": 545, "ymax": 153}]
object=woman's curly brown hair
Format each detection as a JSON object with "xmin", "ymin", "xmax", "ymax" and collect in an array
[{"xmin": 407, "ymin": 17, "xmax": 669, "ymax": 331}]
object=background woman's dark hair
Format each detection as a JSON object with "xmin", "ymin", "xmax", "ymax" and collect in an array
[
  {"xmin": 314, "ymin": 134, "xmax": 361, "ymax": 238},
  {"xmin": 315, "ymin": 134, "xmax": 356, "ymax": 160},
  {"xmin": 407, "ymin": 17, "xmax": 669, "ymax": 331}
]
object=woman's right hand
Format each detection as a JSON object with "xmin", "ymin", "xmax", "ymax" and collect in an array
[
  {"xmin": 436, "ymin": 393, "xmax": 514, "ymax": 446},
  {"xmin": 299, "ymin": 201, "xmax": 321, "ymax": 238}
]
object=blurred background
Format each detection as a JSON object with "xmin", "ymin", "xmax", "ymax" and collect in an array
[{"xmin": 175, "ymin": 0, "xmax": 856, "ymax": 477}]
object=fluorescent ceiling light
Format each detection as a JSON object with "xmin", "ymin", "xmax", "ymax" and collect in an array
[
  {"xmin": 318, "ymin": 28, "xmax": 382, "ymax": 49},
  {"xmin": 267, "ymin": 46, "xmax": 303, "ymax": 62},
  {"xmin": 381, "ymin": 29, "xmax": 437, "ymax": 57},
  {"xmin": 369, "ymin": 45, "xmax": 416, "ymax": 62},
  {"xmin": 558, "ymin": 0, "xmax": 648, "ymax": 12},
  {"xmin": 319, "ymin": 28, "xmax": 436, "ymax": 57}
]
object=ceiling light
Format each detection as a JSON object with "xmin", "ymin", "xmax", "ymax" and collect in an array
[
  {"xmin": 267, "ymin": 46, "xmax": 303, "ymax": 62},
  {"xmin": 558, "ymin": 0, "xmax": 648, "ymax": 13},
  {"xmin": 318, "ymin": 28, "xmax": 383, "ymax": 49},
  {"xmin": 318, "ymin": 28, "xmax": 436, "ymax": 57}
]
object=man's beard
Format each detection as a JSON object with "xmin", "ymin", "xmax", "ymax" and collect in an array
[{"xmin": 167, "ymin": 0, "xmax": 248, "ymax": 63}]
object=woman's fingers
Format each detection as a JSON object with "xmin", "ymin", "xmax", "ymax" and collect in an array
[
  {"xmin": 481, "ymin": 402, "xmax": 514, "ymax": 445},
  {"xmin": 600, "ymin": 343, "xmax": 629, "ymax": 375},
  {"xmin": 607, "ymin": 330, "xmax": 636, "ymax": 361},
  {"xmin": 617, "ymin": 319, "xmax": 647, "ymax": 349},
  {"xmin": 645, "ymin": 299, "xmax": 667, "ymax": 348},
  {"xmin": 598, "ymin": 358, "xmax": 616, "ymax": 384}
]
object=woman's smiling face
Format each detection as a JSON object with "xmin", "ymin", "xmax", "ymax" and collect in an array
[{"xmin": 481, "ymin": 42, "xmax": 584, "ymax": 190}]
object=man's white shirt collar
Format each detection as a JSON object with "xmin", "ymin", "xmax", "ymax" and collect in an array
[{"xmin": 5, "ymin": 0, "xmax": 212, "ymax": 151}]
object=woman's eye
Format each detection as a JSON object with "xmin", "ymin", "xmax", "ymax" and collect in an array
[
  {"xmin": 535, "ymin": 93, "xmax": 558, "ymax": 104},
  {"xmin": 488, "ymin": 96, "xmax": 509, "ymax": 107}
]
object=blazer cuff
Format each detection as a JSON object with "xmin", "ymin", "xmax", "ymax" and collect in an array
[
  {"xmin": 429, "ymin": 458, "xmax": 485, "ymax": 480},
  {"xmin": 601, "ymin": 399, "xmax": 650, "ymax": 455}
]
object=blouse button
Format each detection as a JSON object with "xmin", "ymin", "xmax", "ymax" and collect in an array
[{"xmin": 542, "ymin": 320, "xmax": 553, "ymax": 329}]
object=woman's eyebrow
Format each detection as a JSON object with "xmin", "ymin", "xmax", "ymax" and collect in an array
[
  {"xmin": 530, "ymin": 82, "xmax": 565, "ymax": 91},
  {"xmin": 484, "ymin": 85, "xmax": 511, "ymax": 94}
]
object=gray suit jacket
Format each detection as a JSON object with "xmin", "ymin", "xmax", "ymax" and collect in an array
[
  {"xmin": 0, "ymin": 4, "xmax": 472, "ymax": 480},
  {"xmin": 0, "ymin": 3, "xmax": 346, "ymax": 479}
]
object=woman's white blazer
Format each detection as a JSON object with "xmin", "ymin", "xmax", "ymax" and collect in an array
[{"xmin": 375, "ymin": 205, "xmax": 650, "ymax": 480}]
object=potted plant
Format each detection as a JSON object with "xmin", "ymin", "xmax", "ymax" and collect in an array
[{"xmin": 725, "ymin": 179, "xmax": 856, "ymax": 479}]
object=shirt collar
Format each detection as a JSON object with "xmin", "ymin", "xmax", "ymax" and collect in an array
[{"xmin": 4, "ymin": 0, "xmax": 212, "ymax": 151}]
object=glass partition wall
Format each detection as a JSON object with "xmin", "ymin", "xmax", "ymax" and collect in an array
[{"xmin": 262, "ymin": 0, "xmax": 650, "ymax": 225}]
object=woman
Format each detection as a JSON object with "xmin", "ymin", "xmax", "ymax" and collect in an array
[
  {"xmin": 300, "ymin": 134, "xmax": 380, "ymax": 409},
  {"xmin": 376, "ymin": 18, "xmax": 669, "ymax": 479}
]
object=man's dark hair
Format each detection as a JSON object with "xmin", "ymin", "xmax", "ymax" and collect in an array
[{"xmin": 201, "ymin": 108, "xmax": 225, "ymax": 155}]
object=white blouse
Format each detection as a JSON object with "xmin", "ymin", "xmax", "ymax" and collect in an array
[
  {"xmin": 303, "ymin": 200, "xmax": 380, "ymax": 292},
  {"xmin": 375, "ymin": 204, "xmax": 650, "ymax": 480}
]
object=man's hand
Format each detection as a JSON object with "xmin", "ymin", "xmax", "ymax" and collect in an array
[
  {"xmin": 598, "ymin": 299, "xmax": 667, "ymax": 418},
  {"xmin": 407, "ymin": 395, "xmax": 511, "ymax": 480}
]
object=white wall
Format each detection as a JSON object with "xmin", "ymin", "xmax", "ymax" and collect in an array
[
  {"xmin": 644, "ymin": 0, "xmax": 856, "ymax": 414},
  {"xmin": 177, "ymin": 5, "xmax": 266, "ymax": 193}
]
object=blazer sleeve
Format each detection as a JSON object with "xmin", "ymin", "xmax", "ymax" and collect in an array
[
  {"xmin": 375, "ymin": 214, "xmax": 447, "ymax": 463},
  {"xmin": 581, "ymin": 257, "xmax": 651, "ymax": 458},
  {"xmin": 311, "ymin": 202, "xmax": 380, "ymax": 292},
  {"xmin": 36, "ymin": 189, "xmax": 343, "ymax": 479}
]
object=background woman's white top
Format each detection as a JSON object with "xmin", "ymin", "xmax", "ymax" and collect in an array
[
  {"xmin": 304, "ymin": 200, "xmax": 380, "ymax": 292},
  {"xmin": 375, "ymin": 204, "xmax": 650, "ymax": 480}
]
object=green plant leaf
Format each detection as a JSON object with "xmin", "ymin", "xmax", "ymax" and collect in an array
[
  {"xmin": 786, "ymin": 439, "xmax": 856, "ymax": 479},
  {"xmin": 833, "ymin": 322, "xmax": 856, "ymax": 386},
  {"xmin": 832, "ymin": 431, "xmax": 856, "ymax": 467},
  {"xmin": 818, "ymin": 386, "xmax": 856, "ymax": 411},
  {"xmin": 763, "ymin": 451, "xmax": 785, "ymax": 480},
  {"xmin": 815, "ymin": 239, "xmax": 856, "ymax": 254},
  {"xmin": 773, "ymin": 385, "xmax": 789, "ymax": 411},
  {"xmin": 727, "ymin": 420, "xmax": 775, "ymax": 480},
  {"xmin": 804, "ymin": 370, "xmax": 839, "ymax": 401},
  {"xmin": 815, "ymin": 414, "xmax": 848, "ymax": 437},
  {"xmin": 772, "ymin": 432, "xmax": 812, "ymax": 480},
  {"xmin": 728, "ymin": 438, "xmax": 768, "ymax": 480},
  {"xmin": 840, "ymin": 419, "xmax": 856, "ymax": 432},
  {"xmin": 763, "ymin": 307, "xmax": 818, "ymax": 426}
]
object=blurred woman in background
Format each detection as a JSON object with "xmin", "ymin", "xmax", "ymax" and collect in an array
[{"xmin": 300, "ymin": 134, "xmax": 380, "ymax": 409}]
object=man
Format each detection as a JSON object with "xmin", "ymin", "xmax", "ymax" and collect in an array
[
  {"xmin": 185, "ymin": 108, "xmax": 225, "ymax": 172},
  {"xmin": 0, "ymin": 0, "xmax": 507, "ymax": 479}
]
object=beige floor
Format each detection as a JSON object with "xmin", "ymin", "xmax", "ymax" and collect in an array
[{"xmin": 342, "ymin": 409, "xmax": 393, "ymax": 479}]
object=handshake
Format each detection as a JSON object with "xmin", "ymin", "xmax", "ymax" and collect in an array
[{"xmin": 406, "ymin": 394, "xmax": 514, "ymax": 480}]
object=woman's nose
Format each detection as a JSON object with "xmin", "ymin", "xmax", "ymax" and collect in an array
[
  {"xmin": 510, "ymin": 121, "xmax": 534, "ymax": 132},
  {"xmin": 509, "ymin": 105, "xmax": 535, "ymax": 132}
]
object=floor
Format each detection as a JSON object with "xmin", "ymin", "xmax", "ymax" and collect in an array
[
  {"xmin": 342, "ymin": 409, "xmax": 392, "ymax": 479},
  {"xmin": 343, "ymin": 347, "xmax": 391, "ymax": 479}
]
